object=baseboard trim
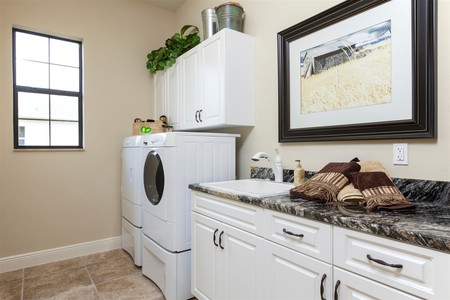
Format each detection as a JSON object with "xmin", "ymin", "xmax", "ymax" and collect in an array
[{"xmin": 0, "ymin": 236, "xmax": 121, "ymax": 273}]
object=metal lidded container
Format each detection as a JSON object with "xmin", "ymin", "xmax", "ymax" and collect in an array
[
  {"xmin": 215, "ymin": 1, "xmax": 245, "ymax": 32},
  {"xmin": 201, "ymin": 8, "xmax": 218, "ymax": 40}
]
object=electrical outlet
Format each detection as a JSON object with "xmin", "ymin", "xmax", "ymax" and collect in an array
[{"xmin": 393, "ymin": 143, "xmax": 408, "ymax": 165}]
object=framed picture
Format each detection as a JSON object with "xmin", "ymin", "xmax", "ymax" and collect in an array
[{"xmin": 278, "ymin": 0, "xmax": 436, "ymax": 142}]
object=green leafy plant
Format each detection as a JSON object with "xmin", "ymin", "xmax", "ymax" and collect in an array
[{"xmin": 146, "ymin": 25, "xmax": 201, "ymax": 74}]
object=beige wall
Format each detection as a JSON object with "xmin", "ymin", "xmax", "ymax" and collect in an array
[
  {"xmin": 176, "ymin": 0, "xmax": 450, "ymax": 182},
  {"xmin": 0, "ymin": 0, "xmax": 175, "ymax": 257},
  {"xmin": 1, "ymin": 0, "xmax": 449, "ymax": 258}
]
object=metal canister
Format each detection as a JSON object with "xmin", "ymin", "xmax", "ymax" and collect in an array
[
  {"xmin": 201, "ymin": 8, "xmax": 218, "ymax": 40},
  {"xmin": 215, "ymin": 2, "xmax": 245, "ymax": 32}
]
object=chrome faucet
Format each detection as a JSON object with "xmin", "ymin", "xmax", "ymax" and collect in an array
[{"xmin": 251, "ymin": 148, "xmax": 283, "ymax": 183}]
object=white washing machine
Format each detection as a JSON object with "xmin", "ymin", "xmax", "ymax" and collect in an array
[
  {"xmin": 121, "ymin": 135, "xmax": 143, "ymax": 266},
  {"xmin": 140, "ymin": 132, "xmax": 238, "ymax": 300}
]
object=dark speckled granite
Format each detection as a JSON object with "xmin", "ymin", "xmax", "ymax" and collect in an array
[
  {"xmin": 251, "ymin": 167, "xmax": 450, "ymax": 205},
  {"xmin": 190, "ymin": 169, "xmax": 450, "ymax": 254}
]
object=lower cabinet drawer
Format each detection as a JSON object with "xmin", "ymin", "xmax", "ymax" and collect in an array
[
  {"xmin": 333, "ymin": 267, "xmax": 421, "ymax": 300},
  {"xmin": 192, "ymin": 191, "xmax": 264, "ymax": 235},
  {"xmin": 333, "ymin": 226, "xmax": 450, "ymax": 299},
  {"xmin": 263, "ymin": 210, "xmax": 332, "ymax": 263}
]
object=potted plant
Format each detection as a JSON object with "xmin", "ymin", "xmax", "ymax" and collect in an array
[{"xmin": 146, "ymin": 25, "xmax": 201, "ymax": 74}]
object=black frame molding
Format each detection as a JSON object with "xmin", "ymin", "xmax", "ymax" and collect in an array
[
  {"xmin": 278, "ymin": 0, "xmax": 436, "ymax": 142},
  {"xmin": 12, "ymin": 28, "xmax": 83, "ymax": 150}
]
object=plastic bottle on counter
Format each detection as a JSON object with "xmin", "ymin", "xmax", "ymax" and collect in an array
[{"xmin": 294, "ymin": 160, "xmax": 305, "ymax": 186}]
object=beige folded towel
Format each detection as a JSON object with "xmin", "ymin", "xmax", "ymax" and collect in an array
[
  {"xmin": 337, "ymin": 161, "xmax": 387, "ymax": 205},
  {"xmin": 358, "ymin": 161, "xmax": 389, "ymax": 175},
  {"xmin": 337, "ymin": 183, "xmax": 364, "ymax": 204}
]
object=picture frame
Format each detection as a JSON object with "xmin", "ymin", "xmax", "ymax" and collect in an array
[{"xmin": 277, "ymin": 0, "xmax": 436, "ymax": 142}]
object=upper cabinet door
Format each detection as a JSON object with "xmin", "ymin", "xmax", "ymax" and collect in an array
[
  {"xmin": 180, "ymin": 47, "xmax": 201, "ymax": 129},
  {"xmin": 199, "ymin": 33, "xmax": 223, "ymax": 126},
  {"xmin": 165, "ymin": 62, "xmax": 180, "ymax": 128}
]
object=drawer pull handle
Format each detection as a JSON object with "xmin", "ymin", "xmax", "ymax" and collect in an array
[
  {"xmin": 219, "ymin": 231, "xmax": 224, "ymax": 249},
  {"xmin": 195, "ymin": 110, "xmax": 200, "ymax": 123},
  {"xmin": 198, "ymin": 109, "xmax": 203, "ymax": 122},
  {"xmin": 366, "ymin": 254, "xmax": 403, "ymax": 269},
  {"xmin": 334, "ymin": 280, "xmax": 340, "ymax": 300},
  {"xmin": 213, "ymin": 229, "xmax": 219, "ymax": 246},
  {"xmin": 320, "ymin": 274, "xmax": 326, "ymax": 300},
  {"xmin": 282, "ymin": 228, "xmax": 304, "ymax": 238}
]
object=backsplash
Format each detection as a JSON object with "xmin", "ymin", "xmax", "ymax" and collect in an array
[{"xmin": 250, "ymin": 167, "xmax": 450, "ymax": 205}]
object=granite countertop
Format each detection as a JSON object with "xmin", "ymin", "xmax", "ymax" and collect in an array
[{"xmin": 189, "ymin": 183, "xmax": 450, "ymax": 255}]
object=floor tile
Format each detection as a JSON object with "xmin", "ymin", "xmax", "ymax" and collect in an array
[
  {"xmin": 86, "ymin": 256, "xmax": 140, "ymax": 285},
  {"xmin": 84, "ymin": 249, "xmax": 130, "ymax": 266},
  {"xmin": 46, "ymin": 284, "xmax": 99, "ymax": 300},
  {"xmin": 23, "ymin": 266, "xmax": 91, "ymax": 299},
  {"xmin": 96, "ymin": 274, "xmax": 164, "ymax": 300},
  {"xmin": 0, "ymin": 280, "xmax": 22, "ymax": 300},
  {"xmin": 0, "ymin": 269, "xmax": 23, "ymax": 286},
  {"xmin": 24, "ymin": 257, "xmax": 85, "ymax": 279}
]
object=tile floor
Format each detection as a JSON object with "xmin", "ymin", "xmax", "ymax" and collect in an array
[{"xmin": 0, "ymin": 249, "xmax": 165, "ymax": 300}]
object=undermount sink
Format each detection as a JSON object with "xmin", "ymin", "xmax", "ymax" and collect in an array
[{"xmin": 200, "ymin": 179, "xmax": 294, "ymax": 198}]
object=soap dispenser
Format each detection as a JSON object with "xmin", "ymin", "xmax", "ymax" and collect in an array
[{"xmin": 294, "ymin": 160, "xmax": 305, "ymax": 186}]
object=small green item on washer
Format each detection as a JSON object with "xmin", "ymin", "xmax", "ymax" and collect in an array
[{"xmin": 140, "ymin": 126, "xmax": 152, "ymax": 134}]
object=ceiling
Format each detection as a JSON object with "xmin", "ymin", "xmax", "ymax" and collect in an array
[{"xmin": 143, "ymin": 0, "xmax": 186, "ymax": 11}]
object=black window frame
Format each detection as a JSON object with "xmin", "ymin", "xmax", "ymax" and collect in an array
[{"xmin": 12, "ymin": 28, "xmax": 83, "ymax": 150}]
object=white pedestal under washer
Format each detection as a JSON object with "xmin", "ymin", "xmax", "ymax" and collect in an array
[
  {"xmin": 121, "ymin": 135, "xmax": 143, "ymax": 266},
  {"xmin": 140, "ymin": 132, "xmax": 238, "ymax": 300}
]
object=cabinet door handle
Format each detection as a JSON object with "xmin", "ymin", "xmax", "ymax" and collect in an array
[
  {"xmin": 282, "ymin": 228, "xmax": 304, "ymax": 238},
  {"xmin": 366, "ymin": 254, "xmax": 403, "ymax": 269},
  {"xmin": 198, "ymin": 109, "xmax": 203, "ymax": 122},
  {"xmin": 219, "ymin": 231, "xmax": 224, "ymax": 249},
  {"xmin": 334, "ymin": 280, "xmax": 340, "ymax": 300},
  {"xmin": 195, "ymin": 110, "xmax": 199, "ymax": 122},
  {"xmin": 320, "ymin": 274, "xmax": 326, "ymax": 300},
  {"xmin": 213, "ymin": 229, "xmax": 219, "ymax": 246}
]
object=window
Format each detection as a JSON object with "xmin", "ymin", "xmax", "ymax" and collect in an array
[{"xmin": 13, "ymin": 28, "xmax": 83, "ymax": 149}]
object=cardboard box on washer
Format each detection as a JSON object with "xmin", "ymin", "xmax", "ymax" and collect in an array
[{"xmin": 132, "ymin": 120, "xmax": 167, "ymax": 135}]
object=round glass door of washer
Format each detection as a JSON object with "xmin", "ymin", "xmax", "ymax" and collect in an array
[{"xmin": 143, "ymin": 150, "xmax": 165, "ymax": 205}]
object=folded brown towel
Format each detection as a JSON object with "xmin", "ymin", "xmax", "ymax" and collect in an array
[
  {"xmin": 290, "ymin": 162, "xmax": 361, "ymax": 202},
  {"xmin": 350, "ymin": 172, "xmax": 415, "ymax": 211},
  {"xmin": 337, "ymin": 161, "xmax": 388, "ymax": 204}
]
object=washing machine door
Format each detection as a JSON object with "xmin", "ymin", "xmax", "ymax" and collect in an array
[{"xmin": 143, "ymin": 150, "xmax": 164, "ymax": 206}]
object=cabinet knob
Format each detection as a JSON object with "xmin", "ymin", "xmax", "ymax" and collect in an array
[
  {"xmin": 282, "ymin": 228, "xmax": 304, "ymax": 238},
  {"xmin": 213, "ymin": 228, "xmax": 219, "ymax": 246},
  {"xmin": 320, "ymin": 274, "xmax": 327, "ymax": 300},
  {"xmin": 195, "ymin": 110, "xmax": 200, "ymax": 122},
  {"xmin": 334, "ymin": 280, "xmax": 341, "ymax": 300},
  {"xmin": 219, "ymin": 231, "xmax": 224, "ymax": 249},
  {"xmin": 366, "ymin": 254, "xmax": 403, "ymax": 269}
]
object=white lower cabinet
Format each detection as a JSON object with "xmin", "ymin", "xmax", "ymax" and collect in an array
[
  {"xmin": 191, "ymin": 191, "xmax": 450, "ymax": 300},
  {"xmin": 332, "ymin": 267, "xmax": 421, "ymax": 300},
  {"xmin": 192, "ymin": 212, "xmax": 265, "ymax": 300},
  {"xmin": 264, "ymin": 240, "xmax": 332, "ymax": 300},
  {"xmin": 333, "ymin": 226, "xmax": 450, "ymax": 300}
]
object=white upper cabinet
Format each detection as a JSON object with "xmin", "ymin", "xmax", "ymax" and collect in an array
[
  {"xmin": 154, "ymin": 62, "xmax": 181, "ymax": 128},
  {"xmin": 157, "ymin": 28, "xmax": 255, "ymax": 131}
]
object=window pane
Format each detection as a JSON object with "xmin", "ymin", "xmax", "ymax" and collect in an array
[
  {"xmin": 50, "ymin": 64, "xmax": 79, "ymax": 92},
  {"xmin": 15, "ymin": 32, "xmax": 48, "ymax": 62},
  {"xmin": 18, "ymin": 119, "xmax": 49, "ymax": 146},
  {"xmin": 16, "ymin": 60, "xmax": 49, "ymax": 88},
  {"xmin": 51, "ymin": 121, "xmax": 79, "ymax": 146},
  {"xmin": 50, "ymin": 39, "xmax": 79, "ymax": 67},
  {"xmin": 18, "ymin": 92, "xmax": 49, "ymax": 119},
  {"xmin": 51, "ymin": 95, "xmax": 79, "ymax": 121}
]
